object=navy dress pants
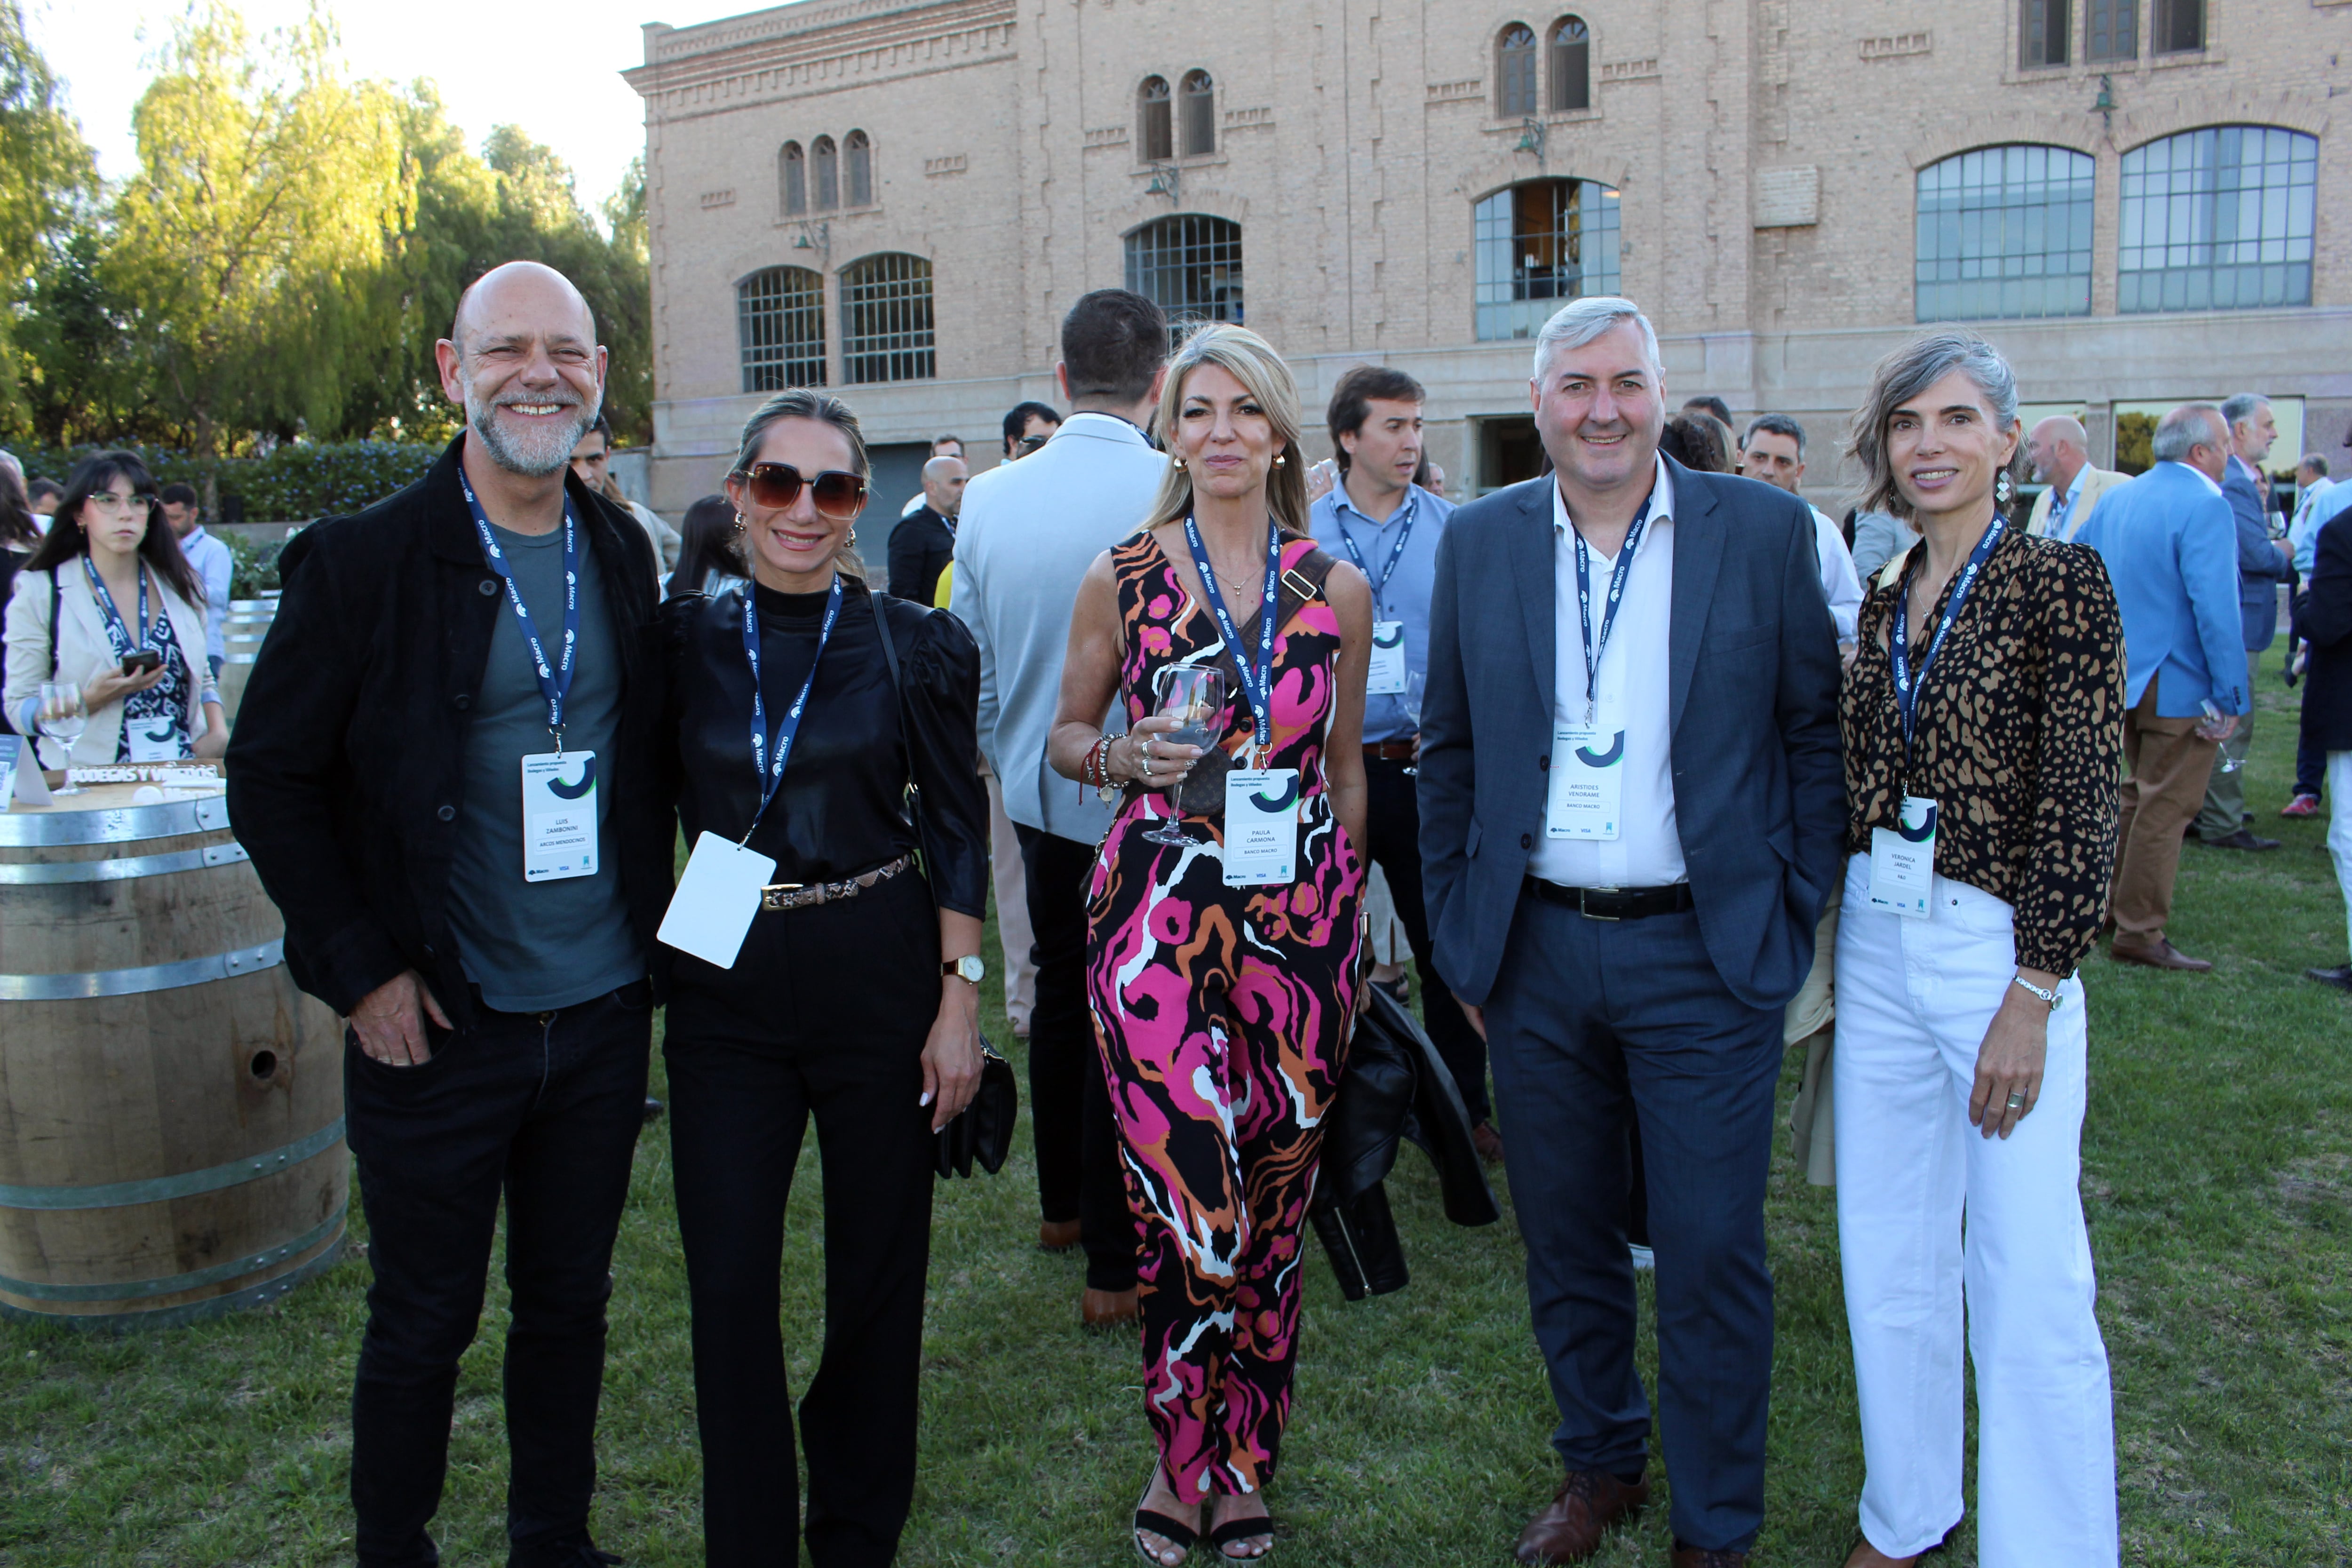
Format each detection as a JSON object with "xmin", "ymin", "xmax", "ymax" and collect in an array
[{"xmin": 1486, "ymin": 894, "xmax": 1783, "ymax": 1555}]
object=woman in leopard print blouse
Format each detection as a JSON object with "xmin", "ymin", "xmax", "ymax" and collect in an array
[{"xmin": 1830, "ymin": 330, "xmax": 2125, "ymax": 1568}]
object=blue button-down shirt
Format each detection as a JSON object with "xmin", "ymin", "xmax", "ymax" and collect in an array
[{"xmin": 1308, "ymin": 480, "xmax": 1452, "ymax": 744}]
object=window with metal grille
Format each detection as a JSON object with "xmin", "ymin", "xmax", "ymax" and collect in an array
[
  {"xmin": 739, "ymin": 267, "xmax": 826, "ymax": 392},
  {"xmin": 2020, "ymin": 0, "xmax": 2071, "ymax": 67},
  {"xmin": 1180, "ymin": 71, "xmax": 1215, "ymax": 157},
  {"xmin": 845, "ymin": 131, "xmax": 872, "ymax": 207},
  {"xmin": 1497, "ymin": 24, "xmax": 1538, "ymax": 118},
  {"xmin": 2087, "ymin": 0, "xmax": 2136, "ymax": 60},
  {"xmin": 1138, "ymin": 77, "xmax": 1172, "ymax": 162},
  {"xmin": 1550, "ymin": 17, "xmax": 1590, "ymax": 112},
  {"xmin": 1124, "ymin": 215, "xmax": 1244, "ymax": 324},
  {"xmin": 812, "ymin": 136, "xmax": 838, "ymax": 210},
  {"xmin": 2152, "ymin": 0, "xmax": 2202, "ymax": 52},
  {"xmin": 1915, "ymin": 145, "xmax": 2094, "ymax": 321},
  {"xmin": 840, "ymin": 254, "xmax": 935, "ymax": 382},
  {"xmin": 1472, "ymin": 178, "xmax": 1621, "ymax": 341},
  {"xmin": 780, "ymin": 143, "xmax": 806, "ymax": 215},
  {"xmin": 2119, "ymin": 125, "xmax": 2316, "ymax": 311}
]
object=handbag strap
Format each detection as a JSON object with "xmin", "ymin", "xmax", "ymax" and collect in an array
[
  {"xmin": 47, "ymin": 570, "xmax": 59, "ymax": 682},
  {"xmin": 867, "ymin": 584, "xmax": 940, "ymax": 889}
]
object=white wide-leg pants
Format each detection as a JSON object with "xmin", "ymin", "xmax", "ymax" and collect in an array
[
  {"xmin": 1833, "ymin": 855, "xmax": 2119, "ymax": 1566},
  {"xmin": 2328, "ymin": 752, "xmax": 2352, "ymax": 960}
]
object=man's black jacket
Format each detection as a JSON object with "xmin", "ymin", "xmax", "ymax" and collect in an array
[
  {"xmin": 226, "ymin": 436, "xmax": 673, "ymax": 1027},
  {"xmin": 2301, "ymin": 507, "xmax": 2352, "ymax": 754},
  {"xmin": 887, "ymin": 504, "xmax": 954, "ymax": 605}
]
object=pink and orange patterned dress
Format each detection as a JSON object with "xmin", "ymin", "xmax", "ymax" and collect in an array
[{"xmin": 1084, "ymin": 528, "xmax": 1366, "ymax": 1504}]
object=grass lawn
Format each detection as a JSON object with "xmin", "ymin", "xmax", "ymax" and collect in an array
[{"xmin": 2, "ymin": 648, "xmax": 2347, "ymax": 1565}]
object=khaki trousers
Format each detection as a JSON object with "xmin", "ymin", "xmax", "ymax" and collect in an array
[
  {"xmin": 2111, "ymin": 679, "xmax": 2218, "ymax": 941},
  {"xmin": 2193, "ymin": 650, "xmax": 2260, "ymax": 841}
]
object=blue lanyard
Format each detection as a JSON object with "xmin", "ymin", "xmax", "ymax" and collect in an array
[
  {"xmin": 740, "ymin": 575, "xmax": 843, "ymax": 843},
  {"xmin": 82, "ymin": 556, "xmax": 152, "ymax": 658},
  {"xmin": 1568, "ymin": 491, "xmax": 1657, "ymax": 726},
  {"xmin": 461, "ymin": 470, "xmax": 579, "ymax": 748},
  {"xmin": 1183, "ymin": 515, "xmax": 1282, "ymax": 755},
  {"xmin": 1890, "ymin": 517, "xmax": 2006, "ymax": 756},
  {"xmin": 1332, "ymin": 490, "xmax": 1415, "ymax": 613}
]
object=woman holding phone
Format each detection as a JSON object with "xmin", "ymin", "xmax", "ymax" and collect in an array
[
  {"xmin": 4, "ymin": 450, "xmax": 223, "ymax": 767},
  {"xmin": 653, "ymin": 386, "xmax": 989, "ymax": 1567},
  {"xmin": 1049, "ymin": 324, "xmax": 1372, "ymax": 1565}
]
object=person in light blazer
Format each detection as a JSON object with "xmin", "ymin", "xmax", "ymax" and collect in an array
[{"xmin": 6, "ymin": 450, "xmax": 223, "ymax": 765}]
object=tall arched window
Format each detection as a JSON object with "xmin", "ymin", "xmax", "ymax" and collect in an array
[
  {"xmin": 1138, "ymin": 76, "xmax": 1173, "ymax": 162},
  {"xmin": 1497, "ymin": 24, "xmax": 1539, "ymax": 118},
  {"xmin": 739, "ymin": 267, "xmax": 826, "ymax": 391},
  {"xmin": 812, "ymin": 135, "xmax": 839, "ymax": 210},
  {"xmin": 1180, "ymin": 70, "xmax": 1216, "ymax": 157},
  {"xmin": 840, "ymin": 254, "xmax": 934, "ymax": 382},
  {"xmin": 1472, "ymin": 178, "xmax": 1620, "ymax": 340},
  {"xmin": 780, "ymin": 142, "xmax": 806, "ymax": 216},
  {"xmin": 1549, "ymin": 17, "xmax": 1590, "ymax": 112},
  {"xmin": 1125, "ymin": 215, "xmax": 1243, "ymax": 324},
  {"xmin": 1915, "ymin": 144, "xmax": 2094, "ymax": 321},
  {"xmin": 845, "ymin": 130, "xmax": 873, "ymax": 206},
  {"xmin": 2120, "ymin": 126, "xmax": 2316, "ymax": 311}
]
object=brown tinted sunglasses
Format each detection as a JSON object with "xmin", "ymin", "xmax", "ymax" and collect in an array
[{"xmin": 735, "ymin": 462, "xmax": 868, "ymax": 520}]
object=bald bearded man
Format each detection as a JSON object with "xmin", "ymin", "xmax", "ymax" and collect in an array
[{"xmin": 230, "ymin": 261, "xmax": 669, "ymax": 1568}]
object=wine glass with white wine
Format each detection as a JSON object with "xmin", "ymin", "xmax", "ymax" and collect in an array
[
  {"xmin": 37, "ymin": 682, "xmax": 87, "ymax": 796},
  {"xmin": 1142, "ymin": 664, "xmax": 1226, "ymax": 847}
]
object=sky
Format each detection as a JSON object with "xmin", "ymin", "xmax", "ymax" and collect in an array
[{"xmin": 24, "ymin": 0, "xmax": 692, "ymax": 216}]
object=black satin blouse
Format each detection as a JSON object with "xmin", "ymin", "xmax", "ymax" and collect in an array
[{"xmin": 658, "ymin": 577, "xmax": 988, "ymax": 919}]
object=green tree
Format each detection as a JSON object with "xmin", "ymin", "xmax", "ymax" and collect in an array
[{"xmin": 0, "ymin": 0, "xmax": 98, "ymax": 435}]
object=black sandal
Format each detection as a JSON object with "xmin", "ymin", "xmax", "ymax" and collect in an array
[
  {"xmin": 1210, "ymin": 1514, "xmax": 1275, "ymax": 1560},
  {"xmin": 1134, "ymin": 1506, "xmax": 1199, "ymax": 1566}
]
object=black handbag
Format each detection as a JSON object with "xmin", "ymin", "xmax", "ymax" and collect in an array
[{"xmin": 868, "ymin": 589, "xmax": 1020, "ymax": 1181}]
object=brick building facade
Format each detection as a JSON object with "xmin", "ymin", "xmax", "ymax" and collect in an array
[{"xmin": 623, "ymin": 0, "xmax": 2347, "ymax": 517}]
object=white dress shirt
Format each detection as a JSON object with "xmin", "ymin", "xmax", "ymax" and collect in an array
[
  {"xmin": 181, "ymin": 524, "xmax": 235, "ymax": 667},
  {"xmin": 1809, "ymin": 505, "xmax": 1863, "ymax": 646},
  {"xmin": 1531, "ymin": 457, "xmax": 1687, "ymax": 890}
]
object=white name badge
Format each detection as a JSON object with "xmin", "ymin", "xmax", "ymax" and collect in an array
[
  {"xmin": 1545, "ymin": 724, "xmax": 1626, "ymax": 841},
  {"xmin": 521, "ymin": 752, "xmax": 599, "ymax": 882},
  {"xmin": 658, "ymin": 831, "xmax": 778, "ymax": 969},
  {"xmin": 1867, "ymin": 795, "xmax": 1937, "ymax": 918},
  {"xmin": 125, "ymin": 716, "xmax": 185, "ymax": 764},
  {"xmin": 1366, "ymin": 621, "xmax": 1409, "ymax": 695},
  {"xmin": 1223, "ymin": 768, "xmax": 1300, "ymax": 886}
]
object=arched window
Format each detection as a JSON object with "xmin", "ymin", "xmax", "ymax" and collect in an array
[
  {"xmin": 812, "ymin": 135, "xmax": 838, "ymax": 210},
  {"xmin": 1497, "ymin": 24, "xmax": 1539, "ymax": 119},
  {"xmin": 780, "ymin": 142, "xmax": 806, "ymax": 216},
  {"xmin": 1180, "ymin": 70, "xmax": 1215, "ymax": 157},
  {"xmin": 739, "ymin": 267, "xmax": 826, "ymax": 391},
  {"xmin": 840, "ymin": 253, "xmax": 935, "ymax": 382},
  {"xmin": 1124, "ymin": 215, "xmax": 1243, "ymax": 324},
  {"xmin": 1138, "ymin": 76, "xmax": 1173, "ymax": 162},
  {"xmin": 845, "ymin": 130, "xmax": 873, "ymax": 206},
  {"xmin": 1549, "ymin": 17, "xmax": 1590, "ymax": 112},
  {"xmin": 1472, "ymin": 178, "xmax": 1620, "ymax": 340},
  {"xmin": 1915, "ymin": 144, "xmax": 2094, "ymax": 321},
  {"xmin": 2120, "ymin": 126, "xmax": 2316, "ymax": 311}
]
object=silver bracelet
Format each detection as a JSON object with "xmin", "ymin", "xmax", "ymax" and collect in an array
[{"xmin": 2011, "ymin": 974, "xmax": 2059, "ymax": 1010}]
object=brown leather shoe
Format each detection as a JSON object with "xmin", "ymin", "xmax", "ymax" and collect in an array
[
  {"xmin": 1669, "ymin": 1548, "xmax": 1748, "ymax": 1568},
  {"xmin": 1082, "ymin": 1286, "xmax": 1140, "ymax": 1327},
  {"xmin": 2109, "ymin": 933, "xmax": 2214, "ymax": 972},
  {"xmin": 1512, "ymin": 1469, "xmax": 1647, "ymax": 1564},
  {"xmin": 1039, "ymin": 1219, "xmax": 1082, "ymax": 1251},
  {"xmin": 1472, "ymin": 1122, "xmax": 1507, "ymax": 1164}
]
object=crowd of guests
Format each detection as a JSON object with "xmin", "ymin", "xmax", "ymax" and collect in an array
[{"xmin": 0, "ymin": 247, "xmax": 2302, "ymax": 1568}]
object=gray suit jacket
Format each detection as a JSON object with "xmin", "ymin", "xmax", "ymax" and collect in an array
[
  {"xmin": 1417, "ymin": 461, "xmax": 1845, "ymax": 1011},
  {"xmin": 2225, "ymin": 461, "xmax": 2288, "ymax": 651}
]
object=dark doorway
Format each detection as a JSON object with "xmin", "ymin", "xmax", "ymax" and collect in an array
[
  {"xmin": 864, "ymin": 441, "xmax": 932, "ymax": 555},
  {"xmin": 1477, "ymin": 415, "xmax": 1547, "ymax": 495}
]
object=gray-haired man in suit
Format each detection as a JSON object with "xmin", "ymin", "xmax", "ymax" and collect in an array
[
  {"xmin": 1418, "ymin": 297, "xmax": 1843, "ymax": 1568},
  {"xmin": 2192, "ymin": 391, "xmax": 2292, "ymax": 850}
]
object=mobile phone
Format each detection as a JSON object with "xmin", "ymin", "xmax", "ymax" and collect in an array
[{"xmin": 121, "ymin": 650, "xmax": 162, "ymax": 676}]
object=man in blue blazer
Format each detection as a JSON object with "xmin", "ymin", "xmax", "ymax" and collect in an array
[
  {"xmin": 2190, "ymin": 393, "xmax": 2291, "ymax": 848},
  {"xmin": 1418, "ymin": 297, "xmax": 1843, "ymax": 1568},
  {"xmin": 2074, "ymin": 404, "xmax": 2247, "ymax": 971}
]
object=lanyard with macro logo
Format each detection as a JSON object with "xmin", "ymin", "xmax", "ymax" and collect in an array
[
  {"xmin": 1889, "ymin": 516, "xmax": 2005, "ymax": 764},
  {"xmin": 1332, "ymin": 489, "xmax": 1415, "ymax": 614},
  {"xmin": 460, "ymin": 469, "xmax": 580, "ymax": 754},
  {"xmin": 1569, "ymin": 490, "xmax": 1656, "ymax": 727},
  {"xmin": 739, "ymin": 575, "xmax": 843, "ymax": 844},
  {"xmin": 81, "ymin": 555, "xmax": 152, "ymax": 659},
  {"xmin": 1182, "ymin": 514, "xmax": 1282, "ymax": 762}
]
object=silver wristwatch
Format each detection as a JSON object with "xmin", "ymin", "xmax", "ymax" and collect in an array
[{"xmin": 2011, "ymin": 975, "xmax": 2059, "ymax": 1010}]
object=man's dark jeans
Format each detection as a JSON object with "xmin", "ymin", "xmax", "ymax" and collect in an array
[{"xmin": 345, "ymin": 981, "xmax": 652, "ymax": 1568}]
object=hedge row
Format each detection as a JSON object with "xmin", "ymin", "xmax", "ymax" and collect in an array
[{"xmin": 12, "ymin": 441, "xmax": 445, "ymax": 524}]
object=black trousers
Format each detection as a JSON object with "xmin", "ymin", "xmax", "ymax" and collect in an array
[
  {"xmin": 1370, "ymin": 756, "xmax": 1492, "ymax": 1122},
  {"xmin": 345, "ymin": 980, "xmax": 652, "ymax": 1568},
  {"xmin": 2293, "ymin": 587, "xmax": 2327, "ymax": 800},
  {"xmin": 1017, "ymin": 823, "xmax": 1140, "ymax": 1292},
  {"xmin": 665, "ymin": 871, "xmax": 941, "ymax": 1568}
]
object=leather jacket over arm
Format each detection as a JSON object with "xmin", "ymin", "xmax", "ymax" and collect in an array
[{"xmin": 658, "ymin": 576, "xmax": 987, "ymax": 918}]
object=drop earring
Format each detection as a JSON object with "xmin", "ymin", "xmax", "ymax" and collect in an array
[
  {"xmin": 847, "ymin": 526, "xmax": 859, "ymax": 546},
  {"xmin": 732, "ymin": 513, "xmax": 746, "ymax": 531},
  {"xmin": 1994, "ymin": 470, "xmax": 2014, "ymax": 509}
]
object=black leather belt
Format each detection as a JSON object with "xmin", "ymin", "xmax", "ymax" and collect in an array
[
  {"xmin": 1364, "ymin": 739, "xmax": 1419, "ymax": 761},
  {"xmin": 1521, "ymin": 876, "xmax": 1695, "ymax": 921}
]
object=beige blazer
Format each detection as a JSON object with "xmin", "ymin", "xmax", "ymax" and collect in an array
[
  {"xmin": 5, "ymin": 563, "xmax": 215, "ymax": 766},
  {"xmin": 2027, "ymin": 465, "xmax": 2127, "ymax": 542}
]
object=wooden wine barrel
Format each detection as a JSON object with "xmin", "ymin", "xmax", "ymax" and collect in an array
[
  {"xmin": 0, "ymin": 782, "xmax": 347, "ymax": 1329},
  {"xmin": 215, "ymin": 593, "xmax": 279, "ymax": 723}
]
